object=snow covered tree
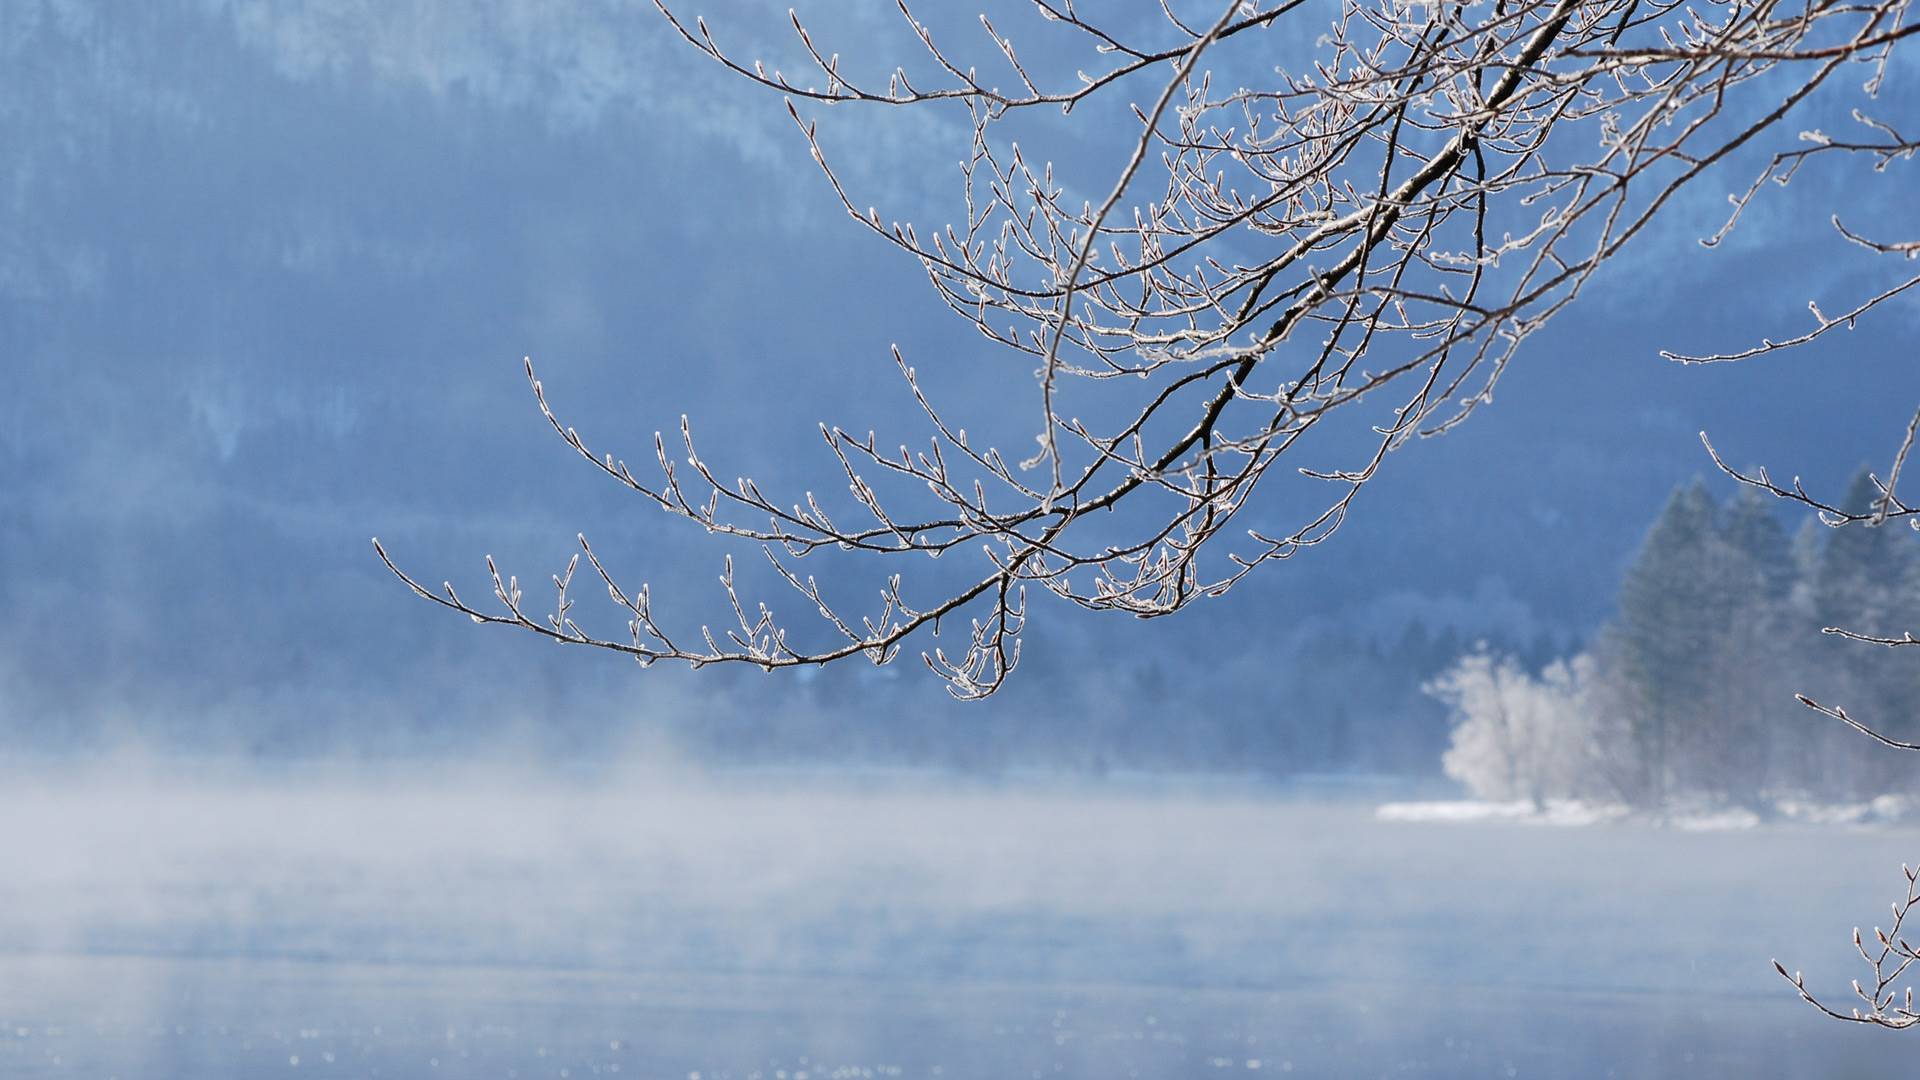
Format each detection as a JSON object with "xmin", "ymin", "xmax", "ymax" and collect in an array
[
  {"xmin": 1433, "ymin": 483, "xmax": 1840, "ymax": 810},
  {"xmin": 376, "ymin": 0, "xmax": 1920, "ymax": 700},
  {"xmin": 1429, "ymin": 650, "xmax": 1601, "ymax": 805}
]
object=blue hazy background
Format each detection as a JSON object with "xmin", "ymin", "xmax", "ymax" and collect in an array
[
  {"xmin": 4, "ymin": 0, "xmax": 1913, "ymax": 765},
  {"xmin": 7, "ymin": 5, "xmax": 1920, "ymax": 1078}
]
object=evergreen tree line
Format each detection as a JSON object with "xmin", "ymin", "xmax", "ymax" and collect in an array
[{"xmin": 1432, "ymin": 470, "xmax": 1919, "ymax": 808}]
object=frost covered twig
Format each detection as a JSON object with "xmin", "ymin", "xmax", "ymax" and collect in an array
[
  {"xmin": 1708, "ymin": 409, "xmax": 1920, "ymax": 1025},
  {"xmin": 388, "ymin": 0, "xmax": 1920, "ymax": 698},
  {"xmin": 1701, "ymin": 405, "xmax": 1920, "ymax": 531},
  {"xmin": 1776, "ymin": 864, "xmax": 1920, "ymax": 1029},
  {"xmin": 1702, "ymin": 411, "xmax": 1920, "ymax": 751}
]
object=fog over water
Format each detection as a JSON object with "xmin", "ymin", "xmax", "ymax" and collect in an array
[
  {"xmin": 4, "ymin": 762, "xmax": 1919, "ymax": 1077},
  {"xmin": 7, "ymin": 2, "xmax": 1920, "ymax": 1075}
]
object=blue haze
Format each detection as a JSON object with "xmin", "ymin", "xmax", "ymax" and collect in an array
[
  {"xmin": 0, "ymin": 0, "xmax": 1913, "ymax": 755},
  {"xmin": 5, "ymin": 6, "xmax": 1920, "ymax": 1078}
]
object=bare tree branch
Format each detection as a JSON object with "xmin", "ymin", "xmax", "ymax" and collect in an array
[
  {"xmin": 385, "ymin": 0, "xmax": 1920, "ymax": 701},
  {"xmin": 1777, "ymin": 865, "xmax": 1920, "ymax": 1030}
]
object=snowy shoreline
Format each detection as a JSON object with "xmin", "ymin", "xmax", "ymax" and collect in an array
[{"xmin": 1377, "ymin": 794, "xmax": 1917, "ymax": 830}]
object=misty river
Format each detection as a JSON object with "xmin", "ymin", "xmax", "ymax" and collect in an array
[{"xmin": 2, "ymin": 765, "xmax": 1916, "ymax": 1078}]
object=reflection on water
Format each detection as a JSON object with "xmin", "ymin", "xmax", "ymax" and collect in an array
[{"xmin": 2, "ymin": 766, "xmax": 1917, "ymax": 1077}]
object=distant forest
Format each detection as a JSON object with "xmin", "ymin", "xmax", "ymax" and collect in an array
[
  {"xmin": 679, "ymin": 469, "xmax": 1914, "ymax": 796},
  {"xmin": 31, "ymin": 475, "xmax": 1902, "ymax": 790},
  {"xmin": 1433, "ymin": 470, "xmax": 1918, "ymax": 807}
]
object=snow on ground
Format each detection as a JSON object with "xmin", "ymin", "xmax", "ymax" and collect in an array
[
  {"xmin": 1376, "ymin": 799, "xmax": 1628, "ymax": 826},
  {"xmin": 1378, "ymin": 794, "xmax": 1917, "ymax": 829}
]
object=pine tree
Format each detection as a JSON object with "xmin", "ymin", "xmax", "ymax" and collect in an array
[
  {"xmin": 1804, "ymin": 467, "xmax": 1919, "ymax": 788},
  {"xmin": 1613, "ymin": 481, "xmax": 1752, "ymax": 802},
  {"xmin": 1813, "ymin": 467, "xmax": 1912, "ymax": 636},
  {"xmin": 1618, "ymin": 483, "xmax": 1734, "ymax": 705},
  {"xmin": 1721, "ymin": 485, "xmax": 1793, "ymax": 598},
  {"xmin": 1790, "ymin": 517, "xmax": 1825, "ymax": 613}
]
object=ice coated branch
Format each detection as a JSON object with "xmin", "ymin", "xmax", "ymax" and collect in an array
[
  {"xmin": 386, "ymin": 0, "xmax": 1919, "ymax": 698},
  {"xmin": 1777, "ymin": 865, "xmax": 1920, "ymax": 1030},
  {"xmin": 1698, "ymin": 407, "xmax": 1920, "ymax": 751},
  {"xmin": 1705, "ymin": 408, "xmax": 1920, "ymax": 1027}
]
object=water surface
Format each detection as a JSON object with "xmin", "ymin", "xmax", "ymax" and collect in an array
[{"xmin": 2, "ymin": 770, "xmax": 1914, "ymax": 1077}]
